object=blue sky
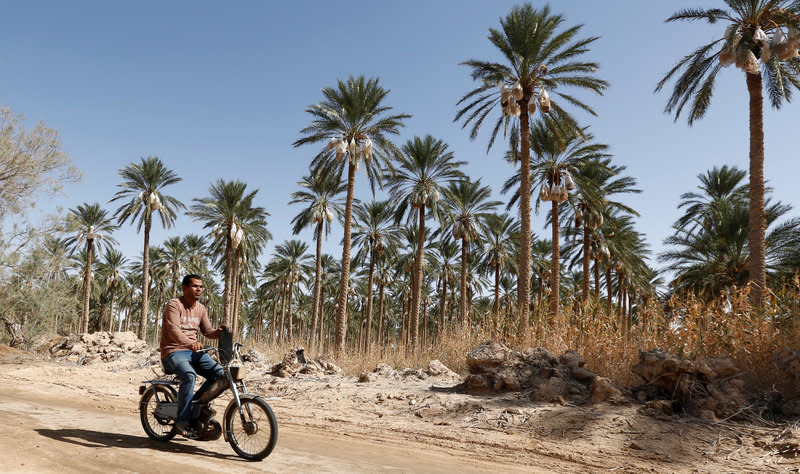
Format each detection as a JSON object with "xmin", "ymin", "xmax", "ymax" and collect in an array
[{"xmin": 3, "ymin": 1, "xmax": 799, "ymax": 284}]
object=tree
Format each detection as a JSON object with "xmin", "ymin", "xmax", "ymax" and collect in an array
[
  {"xmin": 480, "ymin": 213, "xmax": 520, "ymax": 332},
  {"xmin": 189, "ymin": 179, "xmax": 271, "ymax": 331},
  {"xmin": 0, "ymin": 106, "xmax": 80, "ymax": 219},
  {"xmin": 65, "ymin": 203, "xmax": 118, "ymax": 333},
  {"xmin": 441, "ymin": 178, "xmax": 500, "ymax": 328},
  {"xmin": 264, "ymin": 240, "xmax": 312, "ymax": 342},
  {"xmin": 95, "ymin": 248, "xmax": 129, "ymax": 331},
  {"xmin": 294, "ymin": 75, "xmax": 410, "ymax": 355},
  {"xmin": 388, "ymin": 135, "xmax": 464, "ymax": 347},
  {"xmin": 289, "ymin": 169, "xmax": 345, "ymax": 349},
  {"xmin": 111, "ymin": 157, "xmax": 184, "ymax": 340},
  {"xmin": 352, "ymin": 199, "xmax": 402, "ymax": 349},
  {"xmin": 656, "ymin": 2, "xmax": 800, "ymax": 308},
  {"xmin": 661, "ymin": 165, "xmax": 800, "ymax": 298},
  {"xmin": 456, "ymin": 3, "xmax": 607, "ymax": 333}
]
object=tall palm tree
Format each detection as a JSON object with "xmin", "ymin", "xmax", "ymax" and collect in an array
[
  {"xmin": 480, "ymin": 213, "xmax": 520, "ymax": 332},
  {"xmin": 567, "ymin": 157, "xmax": 640, "ymax": 305},
  {"xmin": 388, "ymin": 135, "xmax": 464, "ymax": 347},
  {"xmin": 289, "ymin": 169, "xmax": 346, "ymax": 349},
  {"xmin": 656, "ymin": 2, "xmax": 800, "ymax": 308},
  {"xmin": 183, "ymin": 233, "xmax": 210, "ymax": 276},
  {"xmin": 65, "ymin": 202, "xmax": 118, "ymax": 333},
  {"xmin": 428, "ymin": 237, "xmax": 460, "ymax": 336},
  {"xmin": 294, "ymin": 75, "xmax": 410, "ymax": 355},
  {"xmin": 351, "ymin": 199, "xmax": 402, "ymax": 348},
  {"xmin": 503, "ymin": 123, "xmax": 605, "ymax": 319},
  {"xmin": 264, "ymin": 240, "xmax": 312, "ymax": 342},
  {"xmin": 189, "ymin": 179, "xmax": 271, "ymax": 329},
  {"xmin": 111, "ymin": 156, "xmax": 184, "ymax": 340},
  {"xmin": 456, "ymin": 3, "xmax": 607, "ymax": 333},
  {"xmin": 441, "ymin": 178, "xmax": 500, "ymax": 328},
  {"xmin": 661, "ymin": 165, "xmax": 800, "ymax": 298},
  {"xmin": 158, "ymin": 236, "xmax": 189, "ymax": 299},
  {"xmin": 95, "ymin": 248, "xmax": 129, "ymax": 331}
]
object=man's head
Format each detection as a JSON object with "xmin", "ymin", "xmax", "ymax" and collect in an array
[{"xmin": 181, "ymin": 274, "xmax": 204, "ymax": 304}]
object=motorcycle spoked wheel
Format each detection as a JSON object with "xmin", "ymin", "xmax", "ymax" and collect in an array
[
  {"xmin": 224, "ymin": 395, "xmax": 278, "ymax": 460},
  {"xmin": 139, "ymin": 385, "xmax": 178, "ymax": 441}
]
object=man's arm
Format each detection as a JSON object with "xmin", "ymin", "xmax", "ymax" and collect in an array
[{"xmin": 198, "ymin": 306, "xmax": 226, "ymax": 340}]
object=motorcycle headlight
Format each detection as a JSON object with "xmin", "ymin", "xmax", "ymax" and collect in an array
[{"xmin": 230, "ymin": 365, "xmax": 246, "ymax": 381}]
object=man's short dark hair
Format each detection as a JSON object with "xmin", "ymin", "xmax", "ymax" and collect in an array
[{"xmin": 182, "ymin": 274, "xmax": 203, "ymax": 287}]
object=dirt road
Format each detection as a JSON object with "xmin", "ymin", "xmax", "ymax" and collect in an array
[{"xmin": 0, "ymin": 376, "xmax": 536, "ymax": 473}]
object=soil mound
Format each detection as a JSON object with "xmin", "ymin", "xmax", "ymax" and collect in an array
[
  {"xmin": 358, "ymin": 360, "xmax": 461, "ymax": 383},
  {"xmin": 463, "ymin": 340, "xmax": 623, "ymax": 404},
  {"xmin": 39, "ymin": 331, "xmax": 151, "ymax": 370},
  {"xmin": 268, "ymin": 348, "xmax": 343, "ymax": 377},
  {"xmin": 631, "ymin": 349, "xmax": 748, "ymax": 420}
]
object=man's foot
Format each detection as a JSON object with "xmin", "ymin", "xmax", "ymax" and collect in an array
[{"xmin": 175, "ymin": 424, "xmax": 198, "ymax": 440}]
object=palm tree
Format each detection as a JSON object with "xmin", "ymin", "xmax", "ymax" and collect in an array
[
  {"xmin": 95, "ymin": 248, "xmax": 129, "ymax": 331},
  {"xmin": 456, "ymin": 3, "xmax": 607, "ymax": 333},
  {"xmin": 264, "ymin": 240, "xmax": 312, "ymax": 342},
  {"xmin": 351, "ymin": 199, "xmax": 402, "ymax": 349},
  {"xmin": 568, "ymin": 157, "xmax": 640, "ymax": 306},
  {"xmin": 388, "ymin": 135, "xmax": 464, "ymax": 347},
  {"xmin": 661, "ymin": 165, "xmax": 800, "ymax": 298},
  {"xmin": 656, "ymin": 2, "xmax": 800, "ymax": 308},
  {"xmin": 294, "ymin": 75, "xmax": 410, "ymax": 355},
  {"xmin": 111, "ymin": 156, "xmax": 184, "ymax": 340},
  {"xmin": 428, "ymin": 237, "xmax": 460, "ymax": 336},
  {"xmin": 183, "ymin": 233, "xmax": 210, "ymax": 276},
  {"xmin": 289, "ymin": 169, "xmax": 346, "ymax": 349},
  {"xmin": 189, "ymin": 179, "xmax": 271, "ymax": 330},
  {"xmin": 65, "ymin": 202, "xmax": 118, "ymax": 333},
  {"xmin": 480, "ymin": 213, "xmax": 520, "ymax": 333},
  {"xmin": 157, "ymin": 236, "xmax": 189, "ymax": 299},
  {"xmin": 441, "ymin": 178, "xmax": 500, "ymax": 328}
]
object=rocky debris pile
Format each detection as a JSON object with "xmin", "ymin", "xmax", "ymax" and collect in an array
[
  {"xmin": 631, "ymin": 349, "xmax": 747, "ymax": 420},
  {"xmin": 43, "ymin": 331, "xmax": 150, "ymax": 367},
  {"xmin": 775, "ymin": 347, "xmax": 800, "ymax": 416},
  {"xmin": 755, "ymin": 426, "xmax": 800, "ymax": 458},
  {"xmin": 463, "ymin": 341, "xmax": 623, "ymax": 403},
  {"xmin": 268, "ymin": 348, "xmax": 342, "ymax": 378},
  {"xmin": 358, "ymin": 360, "xmax": 461, "ymax": 383}
]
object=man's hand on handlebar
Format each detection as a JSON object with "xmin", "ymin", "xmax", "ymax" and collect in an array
[{"xmin": 189, "ymin": 341, "xmax": 204, "ymax": 352}]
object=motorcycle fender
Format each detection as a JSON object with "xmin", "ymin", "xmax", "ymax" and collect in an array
[{"xmin": 154, "ymin": 402, "xmax": 178, "ymax": 419}]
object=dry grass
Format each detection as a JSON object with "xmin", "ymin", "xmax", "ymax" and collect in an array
[{"xmin": 248, "ymin": 291, "xmax": 799, "ymax": 392}]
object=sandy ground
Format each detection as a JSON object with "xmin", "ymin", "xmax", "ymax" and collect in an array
[{"xmin": 0, "ymin": 345, "xmax": 798, "ymax": 473}]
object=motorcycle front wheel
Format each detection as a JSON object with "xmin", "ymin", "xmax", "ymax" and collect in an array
[
  {"xmin": 139, "ymin": 385, "xmax": 178, "ymax": 441},
  {"xmin": 224, "ymin": 395, "xmax": 278, "ymax": 460}
]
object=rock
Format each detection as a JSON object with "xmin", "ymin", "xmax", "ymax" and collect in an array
[
  {"xmin": 559, "ymin": 350, "xmax": 585, "ymax": 369},
  {"xmin": 466, "ymin": 341, "xmax": 515, "ymax": 373},
  {"xmin": 572, "ymin": 366, "xmax": 597, "ymax": 383},
  {"xmin": 590, "ymin": 377, "xmax": 621, "ymax": 403},
  {"xmin": 426, "ymin": 360, "xmax": 459, "ymax": 379}
]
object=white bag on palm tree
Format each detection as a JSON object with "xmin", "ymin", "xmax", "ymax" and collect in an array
[{"xmin": 538, "ymin": 88, "xmax": 551, "ymax": 113}]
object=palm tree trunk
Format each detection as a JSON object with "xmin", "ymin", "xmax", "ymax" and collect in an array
[
  {"xmin": 278, "ymin": 278, "xmax": 288, "ymax": 343},
  {"xmin": 222, "ymin": 237, "xmax": 234, "ymax": 327},
  {"xmin": 138, "ymin": 217, "xmax": 152, "ymax": 340},
  {"xmin": 81, "ymin": 240, "xmax": 94, "ymax": 333},
  {"xmin": 493, "ymin": 264, "xmax": 500, "ymax": 335},
  {"xmin": 334, "ymin": 163, "xmax": 357, "ymax": 355},
  {"xmin": 311, "ymin": 221, "xmax": 323, "ymax": 350},
  {"xmin": 606, "ymin": 266, "xmax": 613, "ymax": 317},
  {"xmin": 746, "ymin": 72, "xmax": 767, "ymax": 310},
  {"xmin": 550, "ymin": 200, "xmax": 560, "ymax": 320},
  {"xmin": 518, "ymin": 104, "xmax": 532, "ymax": 334},
  {"xmin": 364, "ymin": 248, "xmax": 376, "ymax": 350},
  {"xmin": 439, "ymin": 274, "xmax": 447, "ymax": 339},
  {"xmin": 459, "ymin": 237, "xmax": 468, "ymax": 328},
  {"xmin": 377, "ymin": 281, "xmax": 386, "ymax": 346},
  {"xmin": 287, "ymin": 275, "xmax": 294, "ymax": 343},
  {"xmin": 582, "ymin": 224, "xmax": 591, "ymax": 306},
  {"xmin": 410, "ymin": 206, "xmax": 426, "ymax": 348}
]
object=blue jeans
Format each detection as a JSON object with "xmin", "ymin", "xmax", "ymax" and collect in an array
[{"xmin": 162, "ymin": 350, "xmax": 224, "ymax": 426}]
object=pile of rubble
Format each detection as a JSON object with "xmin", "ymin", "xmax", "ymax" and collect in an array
[
  {"xmin": 42, "ymin": 331, "xmax": 151, "ymax": 367},
  {"xmin": 462, "ymin": 341, "xmax": 623, "ymax": 404},
  {"xmin": 267, "ymin": 348, "xmax": 343, "ymax": 378},
  {"xmin": 631, "ymin": 349, "xmax": 748, "ymax": 420},
  {"xmin": 358, "ymin": 360, "xmax": 461, "ymax": 383}
]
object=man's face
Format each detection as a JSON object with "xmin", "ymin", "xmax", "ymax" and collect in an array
[{"xmin": 183, "ymin": 278, "xmax": 204, "ymax": 302}]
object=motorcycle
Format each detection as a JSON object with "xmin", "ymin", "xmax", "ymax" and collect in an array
[{"xmin": 138, "ymin": 333, "xmax": 278, "ymax": 461}]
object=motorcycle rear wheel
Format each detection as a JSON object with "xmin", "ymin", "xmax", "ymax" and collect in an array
[
  {"xmin": 224, "ymin": 395, "xmax": 278, "ymax": 460},
  {"xmin": 139, "ymin": 385, "xmax": 178, "ymax": 441}
]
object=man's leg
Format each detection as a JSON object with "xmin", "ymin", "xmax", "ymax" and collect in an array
[
  {"xmin": 162, "ymin": 350, "xmax": 196, "ymax": 428},
  {"xmin": 191, "ymin": 352, "xmax": 225, "ymax": 401}
]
